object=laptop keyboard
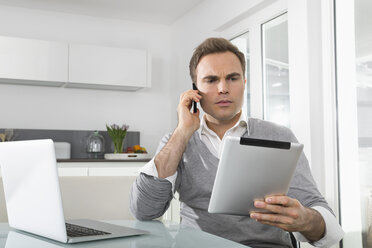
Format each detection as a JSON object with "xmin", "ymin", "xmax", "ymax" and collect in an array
[{"xmin": 65, "ymin": 223, "xmax": 111, "ymax": 237}]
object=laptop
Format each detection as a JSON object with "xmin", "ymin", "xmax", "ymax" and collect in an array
[
  {"xmin": 0, "ymin": 139, "xmax": 148, "ymax": 243},
  {"xmin": 208, "ymin": 136, "xmax": 303, "ymax": 215}
]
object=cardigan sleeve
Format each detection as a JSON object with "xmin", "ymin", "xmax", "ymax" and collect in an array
[{"xmin": 129, "ymin": 133, "xmax": 182, "ymax": 220}]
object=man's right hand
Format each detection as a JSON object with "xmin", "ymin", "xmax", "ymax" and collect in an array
[
  {"xmin": 155, "ymin": 89, "xmax": 202, "ymax": 179},
  {"xmin": 177, "ymin": 89, "xmax": 202, "ymax": 137}
]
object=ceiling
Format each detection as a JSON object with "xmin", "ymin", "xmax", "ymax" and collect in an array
[{"xmin": 0, "ymin": 0, "xmax": 204, "ymax": 25}]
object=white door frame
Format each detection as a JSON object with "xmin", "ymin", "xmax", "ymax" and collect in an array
[{"xmin": 333, "ymin": 0, "xmax": 363, "ymax": 246}]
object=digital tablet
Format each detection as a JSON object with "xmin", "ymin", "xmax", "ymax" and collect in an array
[{"xmin": 208, "ymin": 136, "xmax": 303, "ymax": 216}]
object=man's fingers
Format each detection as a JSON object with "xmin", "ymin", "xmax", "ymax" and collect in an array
[
  {"xmin": 251, "ymin": 196, "xmax": 312, "ymax": 233},
  {"xmin": 254, "ymin": 201, "xmax": 282, "ymax": 214},
  {"xmin": 254, "ymin": 201, "xmax": 299, "ymax": 219},
  {"xmin": 180, "ymin": 90, "xmax": 202, "ymax": 106},
  {"xmin": 251, "ymin": 212, "xmax": 294, "ymax": 225},
  {"xmin": 264, "ymin": 196, "xmax": 299, "ymax": 207},
  {"xmin": 192, "ymin": 108, "xmax": 200, "ymax": 116}
]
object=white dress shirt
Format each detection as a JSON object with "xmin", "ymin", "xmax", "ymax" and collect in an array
[{"xmin": 139, "ymin": 113, "xmax": 344, "ymax": 247}]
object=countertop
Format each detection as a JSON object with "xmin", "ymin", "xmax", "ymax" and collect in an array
[{"xmin": 57, "ymin": 159, "xmax": 151, "ymax": 163}]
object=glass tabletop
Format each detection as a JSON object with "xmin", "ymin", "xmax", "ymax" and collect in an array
[{"xmin": 0, "ymin": 220, "xmax": 248, "ymax": 248}]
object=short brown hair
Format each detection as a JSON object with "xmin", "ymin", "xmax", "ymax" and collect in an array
[{"xmin": 189, "ymin": 37, "xmax": 246, "ymax": 84}]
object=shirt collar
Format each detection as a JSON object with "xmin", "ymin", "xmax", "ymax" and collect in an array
[{"xmin": 198, "ymin": 111, "xmax": 249, "ymax": 139}]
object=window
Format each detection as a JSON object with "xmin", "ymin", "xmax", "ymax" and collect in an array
[
  {"xmin": 229, "ymin": 11, "xmax": 289, "ymax": 127},
  {"xmin": 262, "ymin": 13, "xmax": 289, "ymax": 127}
]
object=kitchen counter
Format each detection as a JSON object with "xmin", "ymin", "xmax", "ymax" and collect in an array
[{"xmin": 57, "ymin": 158, "xmax": 151, "ymax": 163}]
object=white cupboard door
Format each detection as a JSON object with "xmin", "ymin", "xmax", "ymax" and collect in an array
[
  {"xmin": 68, "ymin": 44, "xmax": 149, "ymax": 89},
  {"xmin": 0, "ymin": 36, "xmax": 68, "ymax": 85},
  {"xmin": 58, "ymin": 168, "xmax": 89, "ymax": 176}
]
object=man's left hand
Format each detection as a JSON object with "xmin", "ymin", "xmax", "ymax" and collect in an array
[{"xmin": 250, "ymin": 196, "xmax": 325, "ymax": 242}]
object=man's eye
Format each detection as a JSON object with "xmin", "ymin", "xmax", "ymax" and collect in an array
[
  {"xmin": 229, "ymin": 77, "xmax": 239, "ymax": 81},
  {"xmin": 207, "ymin": 79, "xmax": 216, "ymax": 83}
]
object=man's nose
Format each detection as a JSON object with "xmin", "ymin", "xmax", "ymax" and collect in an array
[{"xmin": 218, "ymin": 80, "xmax": 229, "ymax": 94}]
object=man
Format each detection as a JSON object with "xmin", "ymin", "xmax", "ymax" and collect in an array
[{"xmin": 130, "ymin": 37, "xmax": 344, "ymax": 247}]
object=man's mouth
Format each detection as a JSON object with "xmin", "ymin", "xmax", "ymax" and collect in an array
[{"xmin": 216, "ymin": 100, "xmax": 232, "ymax": 107}]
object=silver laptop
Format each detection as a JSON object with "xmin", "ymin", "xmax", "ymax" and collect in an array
[
  {"xmin": 0, "ymin": 139, "xmax": 148, "ymax": 243},
  {"xmin": 208, "ymin": 136, "xmax": 303, "ymax": 215}
]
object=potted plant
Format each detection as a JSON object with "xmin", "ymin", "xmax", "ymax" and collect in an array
[{"xmin": 106, "ymin": 124, "xmax": 129, "ymax": 153}]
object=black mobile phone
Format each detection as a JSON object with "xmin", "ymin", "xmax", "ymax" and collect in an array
[{"xmin": 192, "ymin": 83, "xmax": 198, "ymax": 113}]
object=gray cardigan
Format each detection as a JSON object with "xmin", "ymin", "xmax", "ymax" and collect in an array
[{"xmin": 130, "ymin": 118, "xmax": 332, "ymax": 248}]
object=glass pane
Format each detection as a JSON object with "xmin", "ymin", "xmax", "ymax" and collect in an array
[
  {"xmin": 355, "ymin": 0, "xmax": 372, "ymax": 246},
  {"xmin": 262, "ymin": 13, "xmax": 289, "ymax": 127},
  {"xmin": 230, "ymin": 32, "xmax": 250, "ymax": 117}
]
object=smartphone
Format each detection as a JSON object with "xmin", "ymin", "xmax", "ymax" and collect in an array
[{"xmin": 192, "ymin": 83, "xmax": 198, "ymax": 113}]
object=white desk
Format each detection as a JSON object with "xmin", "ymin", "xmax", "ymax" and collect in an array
[{"xmin": 0, "ymin": 220, "xmax": 248, "ymax": 248}]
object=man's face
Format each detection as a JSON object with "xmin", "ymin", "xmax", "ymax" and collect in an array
[{"xmin": 195, "ymin": 51, "xmax": 245, "ymax": 122}]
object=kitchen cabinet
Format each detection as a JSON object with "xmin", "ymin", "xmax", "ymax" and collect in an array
[
  {"xmin": 0, "ymin": 36, "xmax": 68, "ymax": 86},
  {"xmin": 0, "ymin": 161, "xmax": 147, "ymax": 179},
  {"xmin": 0, "ymin": 161, "xmax": 146, "ymax": 178},
  {"xmin": 0, "ymin": 36, "xmax": 151, "ymax": 91},
  {"xmin": 56, "ymin": 161, "xmax": 180, "ymax": 222},
  {"xmin": 68, "ymin": 44, "xmax": 151, "ymax": 91},
  {"xmin": 57, "ymin": 161, "xmax": 146, "ymax": 176}
]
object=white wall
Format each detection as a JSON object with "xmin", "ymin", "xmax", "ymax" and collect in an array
[{"xmin": 0, "ymin": 5, "xmax": 173, "ymax": 155}]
